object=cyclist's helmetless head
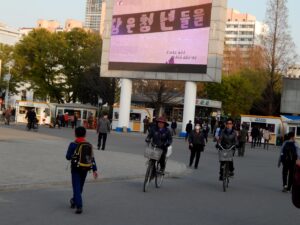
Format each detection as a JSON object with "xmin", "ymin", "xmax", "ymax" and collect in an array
[{"xmin": 226, "ymin": 118, "xmax": 234, "ymax": 129}]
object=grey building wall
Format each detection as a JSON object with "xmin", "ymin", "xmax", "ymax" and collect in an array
[{"xmin": 281, "ymin": 77, "xmax": 300, "ymax": 115}]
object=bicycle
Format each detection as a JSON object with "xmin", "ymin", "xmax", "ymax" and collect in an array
[
  {"xmin": 143, "ymin": 145, "xmax": 172, "ymax": 192},
  {"xmin": 218, "ymin": 145, "xmax": 235, "ymax": 192}
]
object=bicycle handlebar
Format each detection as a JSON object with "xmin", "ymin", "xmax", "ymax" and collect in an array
[{"xmin": 217, "ymin": 145, "xmax": 236, "ymax": 151}]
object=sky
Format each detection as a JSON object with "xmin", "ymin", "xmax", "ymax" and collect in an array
[{"xmin": 0, "ymin": 0, "xmax": 299, "ymax": 55}]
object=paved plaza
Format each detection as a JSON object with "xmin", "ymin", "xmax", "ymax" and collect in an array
[{"xmin": 0, "ymin": 124, "xmax": 299, "ymax": 225}]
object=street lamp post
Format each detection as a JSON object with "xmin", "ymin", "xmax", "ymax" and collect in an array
[
  {"xmin": 3, "ymin": 73, "xmax": 11, "ymax": 109},
  {"xmin": 98, "ymin": 97, "xmax": 103, "ymax": 118}
]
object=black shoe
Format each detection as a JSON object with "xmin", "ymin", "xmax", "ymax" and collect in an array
[
  {"xmin": 282, "ymin": 186, "xmax": 288, "ymax": 193},
  {"xmin": 229, "ymin": 172, "xmax": 234, "ymax": 177},
  {"xmin": 194, "ymin": 166, "xmax": 198, "ymax": 169},
  {"xmin": 101, "ymin": 148, "xmax": 105, "ymax": 151},
  {"xmin": 219, "ymin": 176, "xmax": 223, "ymax": 181},
  {"xmin": 75, "ymin": 208, "xmax": 82, "ymax": 214},
  {"xmin": 70, "ymin": 199, "xmax": 75, "ymax": 209},
  {"xmin": 97, "ymin": 146, "xmax": 100, "ymax": 150}
]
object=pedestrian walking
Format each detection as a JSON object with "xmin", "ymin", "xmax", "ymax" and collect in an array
[
  {"xmin": 188, "ymin": 124, "xmax": 205, "ymax": 169},
  {"xmin": 143, "ymin": 116, "xmax": 149, "ymax": 134},
  {"xmin": 73, "ymin": 112, "xmax": 78, "ymax": 129},
  {"xmin": 60, "ymin": 114, "xmax": 65, "ymax": 127},
  {"xmin": 54, "ymin": 114, "xmax": 61, "ymax": 128},
  {"xmin": 238, "ymin": 124, "xmax": 248, "ymax": 156},
  {"xmin": 88, "ymin": 113, "xmax": 94, "ymax": 129},
  {"xmin": 278, "ymin": 132, "xmax": 298, "ymax": 192},
  {"xmin": 4, "ymin": 107, "xmax": 12, "ymax": 125},
  {"xmin": 203, "ymin": 122, "xmax": 209, "ymax": 143},
  {"xmin": 171, "ymin": 118, "xmax": 177, "ymax": 136},
  {"xmin": 96, "ymin": 113, "xmax": 111, "ymax": 150},
  {"xmin": 66, "ymin": 126, "xmax": 98, "ymax": 214},
  {"xmin": 258, "ymin": 128, "xmax": 263, "ymax": 147},
  {"xmin": 185, "ymin": 120, "xmax": 193, "ymax": 141},
  {"xmin": 64, "ymin": 112, "xmax": 69, "ymax": 128},
  {"xmin": 251, "ymin": 126, "xmax": 259, "ymax": 148},
  {"xmin": 263, "ymin": 128, "xmax": 271, "ymax": 150}
]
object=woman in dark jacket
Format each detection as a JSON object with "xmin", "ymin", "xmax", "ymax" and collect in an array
[{"xmin": 188, "ymin": 124, "xmax": 205, "ymax": 169}]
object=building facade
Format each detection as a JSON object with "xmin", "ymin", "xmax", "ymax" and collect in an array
[
  {"xmin": 85, "ymin": 0, "xmax": 103, "ymax": 32},
  {"xmin": 281, "ymin": 77, "xmax": 300, "ymax": 115},
  {"xmin": 0, "ymin": 22, "xmax": 20, "ymax": 45},
  {"xmin": 223, "ymin": 9, "xmax": 268, "ymax": 74},
  {"xmin": 287, "ymin": 65, "xmax": 300, "ymax": 78}
]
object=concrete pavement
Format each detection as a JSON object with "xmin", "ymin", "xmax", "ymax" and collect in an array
[{"xmin": 0, "ymin": 126, "xmax": 187, "ymax": 191}]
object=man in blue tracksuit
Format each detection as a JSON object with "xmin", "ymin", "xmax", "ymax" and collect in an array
[{"xmin": 66, "ymin": 126, "xmax": 98, "ymax": 214}]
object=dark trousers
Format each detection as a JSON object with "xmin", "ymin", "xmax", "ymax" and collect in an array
[
  {"xmin": 238, "ymin": 142, "xmax": 246, "ymax": 156},
  {"xmin": 71, "ymin": 169, "xmax": 88, "ymax": 208},
  {"xmin": 54, "ymin": 121, "xmax": 60, "ymax": 128},
  {"xmin": 251, "ymin": 137, "xmax": 258, "ymax": 148},
  {"xmin": 189, "ymin": 144, "xmax": 203, "ymax": 168},
  {"xmin": 143, "ymin": 125, "xmax": 148, "ymax": 134},
  {"xmin": 219, "ymin": 161, "xmax": 234, "ymax": 176},
  {"xmin": 282, "ymin": 162, "xmax": 295, "ymax": 190},
  {"xmin": 185, "ymin": 132, "xmax": 190, "ymax": 141},
  {"xmin": 98, "ymin": 132, "xmax": 107, "ymax": 150},
  {"xmin": 158, "ymin": 148, "xmax": 168, "ymax": 171},
  {"xmin": 171, "ymin": 128, "xmax": 176, "ymax": 136}
]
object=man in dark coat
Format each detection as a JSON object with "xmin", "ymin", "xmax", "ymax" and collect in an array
[{"xmin": 185, "ymin": 120, "xmax": 193, "ymax": 141}]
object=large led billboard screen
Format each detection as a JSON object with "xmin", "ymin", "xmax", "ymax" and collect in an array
[
  {"xmin": 101, "ymin": 0, "xmax": 227, "ymax": 82},
  {"xmin": 108, "ymin": 0, "xmax": 212, "ymax": 73}
]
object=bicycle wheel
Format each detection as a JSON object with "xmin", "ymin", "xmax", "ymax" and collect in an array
[
  {"xmin": 155, "ymin": 163, "xmax": 164, "ymax": 188},
  {"xmin": 143, "ymin": 160, "xmax": 154, "ymax": 192},
  {"xmin": 222, "ymin": 163, "xmax": 228, "ymax": 192}
]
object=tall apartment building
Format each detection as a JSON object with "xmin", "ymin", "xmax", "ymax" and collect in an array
[
  {"xmin": 0, "ymin": 22, "xmax": 20, "ymax": 45},
  {"xmin": 85, "ymin": 0, "xmax": 103, "ymax": 32},
  {"xmin": 223, "ymin": 9, "xmax": 268, "ymax": 73}
]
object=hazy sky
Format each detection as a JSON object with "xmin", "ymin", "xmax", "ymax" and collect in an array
[{"xmin": 0, "ymin": 0, "xmax": 299, "ymax": 55}]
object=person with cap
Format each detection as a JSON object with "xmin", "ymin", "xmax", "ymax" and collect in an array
[{"xmin": 145, "ymin": 117, "xmax": 172, "ymax": 173}]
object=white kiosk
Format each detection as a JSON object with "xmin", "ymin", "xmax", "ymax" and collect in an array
[
  {"xmin": 241, "ymin": 115, "xmax": 284, "ymax": 145},
  {"xmin": 112, "ymin": 104, "xmax": 154, "ymax": 132},
  {"xmin": 15, "ymin": 100, "xmax": 51, "ymax": 125}
]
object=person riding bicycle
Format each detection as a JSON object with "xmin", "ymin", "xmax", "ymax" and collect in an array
[
  {"xmin": 145, "ymin": 117, "xmax": 172, "ymax": 173},
  {"xmin": 217, "ymin": 118, "xmax": 238, "ymax": 181}
]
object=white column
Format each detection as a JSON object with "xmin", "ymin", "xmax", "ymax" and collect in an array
[
  {"xmin": 117, "ymin": 78, "xmax": 132, "ymax": 132},
  {"xmin": 180, "ymin": 81, "xmax": 197, "ymax": 137}
]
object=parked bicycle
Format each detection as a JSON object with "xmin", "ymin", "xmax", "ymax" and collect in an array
[
  {"xmin": 218, "ymin": 145, "xmax": 235, "ymax": 192},
  {"xmin": 143, "ymin": 144, "xmax": 172, "ymax": 192}
]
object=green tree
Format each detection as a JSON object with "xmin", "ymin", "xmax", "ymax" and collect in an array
[
  {"xmin": 0, "ymin": 44, "xmax": 20, "ymax": 101},
  {"xmin": 14, "ymin": 29, "xmax": 66, "ymax": 102},
  {"xmin": 206, "ymin": 70, "xmax": 264, "ymax": 117},
  {"xmin": 61, "ymin": 28, "xmax": 102, "ymax": 102}
]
